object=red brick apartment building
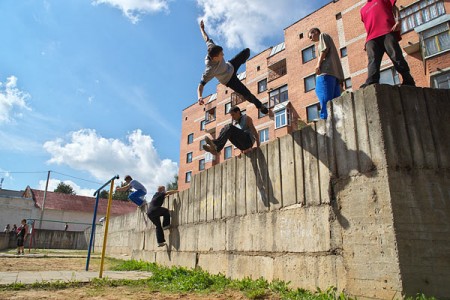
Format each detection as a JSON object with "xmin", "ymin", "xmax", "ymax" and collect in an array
[{"xmin": 178, "ymin": 0, "xmax": 450, "ymax": 190}]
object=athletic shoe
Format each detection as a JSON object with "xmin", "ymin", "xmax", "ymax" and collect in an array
[
  {"xmin": 260, "ymin": 105, "xmax": 269, "ymax": 115},
  {"xmin": 163, "ymin": 225, "xmax": 170, "ymax": 230},
  {"xmin": 158, "ymin": 242, "xmax": 166, "ymax": 247},
  {"xmin": 205, "ymin": 136, "xmax": 214, "ymax": 146},
  {"xmin": 203, "ymin": 144, "xmax": 218, "ymax": 155}
]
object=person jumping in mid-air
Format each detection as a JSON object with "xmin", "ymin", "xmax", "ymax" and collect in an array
[
  {"xmin": 147, "ymin": 186, "xmax": 178, "ymax": 247},
  {"xmin": 197, "ymin": 20, "xmax": 269, "ymax": 115},
  {"xmin": 116, "ymin": 175, "xmax": 147, "ymax": 207},
  {"xmin": 203, "ymin": 106, "xmax": 259, "ymax": 156}
]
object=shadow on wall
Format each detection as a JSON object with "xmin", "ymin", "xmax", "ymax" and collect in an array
[
  {"xmin": 167, "ymin": 197, "xmax": 181, "ymax": 258},
  {"xmin": 248, "ymin": 147, "xmax": 280, "ymax": 208}
]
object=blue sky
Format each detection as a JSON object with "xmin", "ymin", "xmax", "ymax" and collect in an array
[{"xmin": 0, "ymin": 0, "xmax": 329, "ymax": 195}]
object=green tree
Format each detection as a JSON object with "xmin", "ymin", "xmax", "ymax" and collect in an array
[
  {"xmin": 54, "ymin": 182, "xmax": 76, "ymax": 195},
  {"xmin": 112, "ymin": 181, "xmax": 130, "ymax": 201},
  {"xmin": 166, "ymin": 175, "xmax": 178, "ymax": 191},
  {"xmin": 99, "ymin": 190, "xmax": 109, "ymax": 199}
]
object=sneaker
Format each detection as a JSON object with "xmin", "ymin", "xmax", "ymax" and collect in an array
[
  {"xmin": 202, "ymin": 144, "xmax": 218, "ymax": 155},
  {"xmin": 204, "ymin": 136, "xmax": 214, "ymax": 146},
  {"xmin": 157, "ymin": 242, "xmax": 166, "ymax": 247},
  {"xmin": 401, "ymin": 78, "xmax": 416, "ymax": 87},
  {"xmin": 163, "ymin": 225, "xmax": 170, "ymax": 230},
  {"xmin": 259, "ymin": 105, "xmax": 269, "ymax": 115}
]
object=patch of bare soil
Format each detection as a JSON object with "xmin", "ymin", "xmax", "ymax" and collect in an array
[{"xmin": 0, "ymin": 257, "xmax": 111, "ymax": 272}]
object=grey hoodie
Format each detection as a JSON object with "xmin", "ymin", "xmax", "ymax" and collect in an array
[{"xmin": 200, "ymin": 39, "xmax": 234, "ymax": 86}]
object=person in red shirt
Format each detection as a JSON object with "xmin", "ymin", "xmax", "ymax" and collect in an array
[{"xmin": 360, "ymin": 0, "xmax": 415, "ymax": 87}]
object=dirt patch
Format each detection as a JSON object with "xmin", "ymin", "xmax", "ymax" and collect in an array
[
  {"xmin": 1, "ymin": 286, "xmax": 249, "ymax": 299},
  {"xmin": 0, "ymin": 257, "xmax": 114, "ymax": 272}
]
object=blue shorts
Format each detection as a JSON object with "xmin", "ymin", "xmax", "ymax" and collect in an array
[
  {"xmin": 128, "ymin": 189, "xmax": 146, "ymax": 206},
  {"xmin": 315, "ymin": 75, "xmax": 341, "ymax": 119}
]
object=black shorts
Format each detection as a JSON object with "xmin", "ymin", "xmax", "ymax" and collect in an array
[{"xmin": 17, "ymin": 237, "xmax": 24, "ymax": 247}]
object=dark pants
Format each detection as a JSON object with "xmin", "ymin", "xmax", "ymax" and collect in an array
[
  {"xmin": 365, "ymin": 32, "xmax": 415, "ymax": 85},
  {"xmin": 226, "ymin": 48, "xmax": 263, "ymax": 109},
  {"xmin": 17, "ymin": 237, "xmax": 24, "ymax": 247},
  {"xmin": 214, "ymin": 124, "xmax": 253, "ymax": 152},
  {"xmin": 147, "ymin": 207, "xmax": 170, "ymax": 244}
]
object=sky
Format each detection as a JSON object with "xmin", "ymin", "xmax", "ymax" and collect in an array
[{"xmin": 0, "ymin": 0, "xmax": 329, "ymax": 197}]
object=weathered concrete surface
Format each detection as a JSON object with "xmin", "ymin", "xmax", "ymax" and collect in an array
[
  {"xmin": 96, "ymin": 85, "xmax": 450, "ymax": 300},
  {"xmin": 1, "ymin": 230, "xmax": 88, "ymax": 250}
]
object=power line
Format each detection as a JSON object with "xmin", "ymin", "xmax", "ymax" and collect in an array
[
  {"xmin": 0, "ymin": 170, "xmax": 102, "ymax": 185},
  {"xmin": 0, "ymin": 171, "xmax": 48, "ymax": 174},
  {"xmin": 50, "ymin": 171, "xmax": 103, "ymax": 185}
]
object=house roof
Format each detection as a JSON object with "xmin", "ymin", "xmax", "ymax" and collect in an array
[
  {"xmin": 26, "ymin": 188, "xmax": 137, "ymax": 216},
  {"xmin": 0, "ymin": 189, "xmax": 27, "ymax": 198}
]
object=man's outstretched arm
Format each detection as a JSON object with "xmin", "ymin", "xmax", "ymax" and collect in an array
[
  {"xmin": 199, "ymin": 20, "xmax": 209, "ymax": 42},
  {"xmin": 391, "ymin": 5, "xmax": 401, "ymax": 32}
]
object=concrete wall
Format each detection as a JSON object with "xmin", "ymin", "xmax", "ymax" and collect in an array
[
  {"xmin": 0, "ymin": 230, "xmax": 89, "ymax": 250},
  {"xmin": 96, "ymin": 85, "xmax": 450, "ymax": 300}
]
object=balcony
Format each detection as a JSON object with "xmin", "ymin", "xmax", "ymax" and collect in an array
[{"xmin": 268, "ymin": 58, "xmax": 287, "ymax": 82}]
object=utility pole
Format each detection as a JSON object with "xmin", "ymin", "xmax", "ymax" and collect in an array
[{"xmin": 38, "ymin": 171, "xmax": 51, "ymax": 229}]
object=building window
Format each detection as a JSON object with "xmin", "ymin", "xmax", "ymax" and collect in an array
[
  {"xmin": 299, "ymin": 33, "xmax": 304, "ymax": 39},
  {"xmin": 185, "ymin": 171, "xmax": 192, "ymax": 183},
  {"xmin": 257, "ymin": 66, "xmax": 261, "ymax": 71},
  {"xmin": 344, "ymin": 78, "xmax": 352, "ymax": 89},
  {"xmin": 336, "ymin": 12, "xmax": 342, "ymax": 20},
  {"xmin": 200, "ymin": 139, "xmax": 207, "ymax": 151},
  {"xmin": 306, "ymin": 103, "xmax": 320, "ymax": 123},
  {"xmin": 200, "ymin": 120, "xmax": 206, "ymax": 131},
  {"xmin": 302, "ymin": 45, "xmax": 316, "ymax": 63},
  {"xmin": 225, "ymin": 102, "xmax": 232, "ymax": 114},
  {"xmin": 268, "ymin": 58, "xmax": 287, "ymax": 81},
  {"xmin": 205, "ymin": 107, "xmax": 216, "ymax": 123},
  {"xmin": 275, "ymin": 108, "xmax": 291, "ymax": 129},
  {"xmin": 224, "ymin": 146, "xmax": 232, "ymax": 160},
  {"xmin": 304, "ymin": 74, "xmax": 316, "ymax": 92},
  {"xmin": 187, "ymin": 133, "xmax": 194, "ymax": 144},
  {"xmin": 421, "ymin": 22, "xmax": 450, "ymax": 58},
  {"xmin": 269, "ymin": 85, "xmax": 288, "ymax": 107},
  {"xmin": 258, "ymin": 78, "xmax": 268, "ymax": 93},
  {"xmin": 186, "ymin": 152, "xmax": 193, "ymax": 163},
  {"xmin": 340, "ymin": 47, "xmax": 348, "ymax": 58},
  {"xmin": 259, "ymin": 102, "xmax": 269, "ymax": 118},
  {"xmin": 259, "ymin": 128, "xmax": 269, "ymax": 143},
  {"xmin": 380, "ymin": 67, "xmax": 400, "ymax": 85},
  {"xmin": 400, "ymin": 0, "xmax": 446, "ymax": 33},
  {"xmin": 199, "ymin": 159, "xmax": 205, "ymax": 171},
  {"xmin": 231, "ymin": 92, "xmax": 245, "ymax": 106},
  {"xmin": 432, "ymin": 70, "xmax": 450, "ymax": 89}
]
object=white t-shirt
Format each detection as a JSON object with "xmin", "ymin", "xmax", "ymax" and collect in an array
[{"xmin": 130, "ymin": 180, "xmax": 147, "ymax": 193}]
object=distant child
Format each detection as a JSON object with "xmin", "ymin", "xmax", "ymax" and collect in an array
[
  {"xmin": 16, "ymin": 219, "xmax": 28, "ymax": 255},
  {"xmin": 147, "ymin": 186, "xmax": 178, "ymax": 247},
  {"xmin": 116, "ymin": 175, "xmax": 147, "ymax": 207}
]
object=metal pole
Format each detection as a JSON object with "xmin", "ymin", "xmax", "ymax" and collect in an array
[
  {"xmin": 85, "ymin": 174, "xmax": 119, "ymax": 271},
  {"xmin": 39, "ymin": 171, "xmax": 51, "ymax": 229},
  {"xmin": 85, "ymin": 193, "xmax": 100, "ymax": 271},
  {"xmin": 99, "ymin": 178, "xmax": 116, "ymax": 278}
]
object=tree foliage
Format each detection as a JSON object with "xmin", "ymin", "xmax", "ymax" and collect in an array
[
  {"xmin": 54, "ymin": 182, "xmax": 76, "ymax": 195},
  {"xmin": 166, "ymin": 175, "xmax": 178, "ymax": 191}
]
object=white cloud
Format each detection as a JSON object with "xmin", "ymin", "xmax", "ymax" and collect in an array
[
  {"xmin": 0, "ymin": 76, "xmax": 31, "ymax": 124},
  {"xmin": 38, "ymin": 178, "xmax": 96, "ymax": 197},
  {"xmin": 197, "ymin": 0, "xmax": 321, "ymax": 51},
  {"xmin": 43, "ymin": 129, "xmax": 178, "ymax": 193},
  {"xmin": 92, "ymin": 0, "xmax": 170, "ymax": 24}
]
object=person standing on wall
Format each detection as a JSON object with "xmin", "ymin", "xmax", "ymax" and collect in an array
[
  {"xmin": 16, "ymin": 219, "xmax": 28, "ymax": 255},
  {"xmin": 116, "ymin": 175, "xmax": 147, "ymax": 207},
  {"xmin": 360, "ymin": 0, "xmax": 415, "ymax": 87},
  {"xmin": 309, "ymin": 28, "xmax": 345, "ymax": 119},
  {"xmin": 147, "ymin": 186, "xmax": 178, "ymax": 247},
  {"xmin": 197, "ymin": 20, "xmax": 269, "ymax": 115}
]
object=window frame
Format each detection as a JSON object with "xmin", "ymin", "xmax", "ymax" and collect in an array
[
  {"xmin": 199, "ymin": 139, "xmax": 207, "ymax": 151},
  {"xmin": 187, "ymin": 133, "xmax": 194, "ymax": 144},
  {"xmin": 274, "ymin": 108, "xmax": 291, "ymax": 129},
  {"xmin": 400, "ymin": 0, "xmax": 446, "ymax": 34},
  {"xmin": 421, "ymin": 22, "xmax": 450, "ymax": 58},
  {"xmin": 259, "ymin": 128, "xmax": 270, "ymax": 144},
  {"xmin": 186, "ymin": 152, "xmax": 193, "ymax": 163},
  {"xmin": 258, "ymin": 78, "xmax": 268, "ymax": 93},
  {"xmin": 431, "ymin": 70, "xmax": 450, "ymax": 88},
  {"xmin": 269, "ymin": 85, "xmax": 289, "ymax": 107},
  {"xmin": 306, "ymin": 103, "xmax": 321, "ymax": 123},
  {"xmin": 379, "ymin": 67, "xmax": 401, "ymax": 86},
  {"xmin": 304, "ymin": 74, "xmax": 316, "ymax": 92},
  {"xmin": 224, "ymin": 102, "xmax": 232, "ymax": 115},
  {"xmin": 224, "ymin": 145, "xmax": 233, "ymax": 160},
  {"xmin": 259, "ymin": 102, "xmax": 269, "ymax": 118},
  {"xmin": 340, "ymin": 47, "xmax": 348, "ymax": 58},
  {"xmin": 199, "ymin": 159, "xmax": 205, "ymax": 171},
  {"xmin": 185, "ymin": 171, "xmax": 192, "ymax": 183},
  {"xmin": 302, "ymin": 45, "xmax": 316, "ymax": 64},
  {"xmin": 344, "ymin": 78, "xmax": 352, "ymax": 89}
]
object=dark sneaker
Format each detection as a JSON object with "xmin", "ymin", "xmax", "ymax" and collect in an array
[
  {"xmin": 203, "ymin": 144, "xmax": 218, "ymax": 155},
  {"xmin": 158, "ymin": 242, "xmax": 166, "ymax": 247},
  {"xmin": 401, "ymin": 78, "xmax": 416, "ymax": 86},
  {"xmin": 260, "ymin": 105, "xmax": 269, "ymax": 115}
]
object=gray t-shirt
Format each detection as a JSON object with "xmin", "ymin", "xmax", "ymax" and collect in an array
[
  {"xmin": 317, "ymin": 33, "xmax": 345, "ymax": 82},
  {"xmin": 200, "ymin": 39, "xmax": 234, "ymax": 86},
  {"xmin": 130, "ymin": 180, "xmax": 147, "ymax": 193}
]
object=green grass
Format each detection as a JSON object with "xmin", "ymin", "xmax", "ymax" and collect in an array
[{"xmin": 0, "ymin": 259, "xmax": 440, "ymax": 300}]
